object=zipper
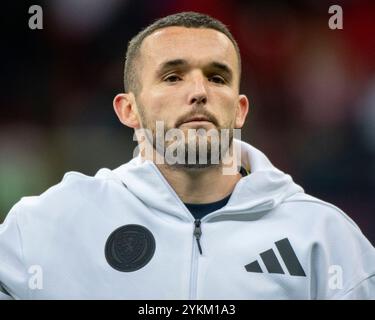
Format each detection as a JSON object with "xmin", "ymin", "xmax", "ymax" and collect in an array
[
  {"xmin": 193, "ymin": 219, "xmax": 203, "ymax": 255},
  {"xmin": 189, "ymin": 219, "xmax": 203, "ymax": 299},
  {"xmin": 137, "ymin": 161, "xmax": 260, "ymax": 299},
  {"xmin": 151, "ymin": 165, "xmax": 203, "ymax": 297}
]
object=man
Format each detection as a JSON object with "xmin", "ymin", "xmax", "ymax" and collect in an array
[{"xmin": 0, "ymin": 12, "xmax": 374, "ymax": 300}]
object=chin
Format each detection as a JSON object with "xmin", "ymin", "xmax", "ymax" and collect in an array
[{"xmin": 170, "ymin": 162, "xmax": 220, "ymax": 170}]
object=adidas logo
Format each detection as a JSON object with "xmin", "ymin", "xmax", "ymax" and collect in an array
[{"xmin": 245, "ymin": 238, "xmax": 306, "ymax": 277}]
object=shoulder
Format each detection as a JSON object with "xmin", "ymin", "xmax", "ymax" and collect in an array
[
  {"xmin": 281, "ymin": 193, "xmax": 375, "ymax": 298},
  {"xmin": 279, "ymin": 192, "xmax": 374, "ymax": 258},
  {"xmin": 282, "ymin": 192, "xmax": 361, "ymax": 232},
  {"xmin": 8, "ymin": 168, "xmax": 125, "ymax": 224}
]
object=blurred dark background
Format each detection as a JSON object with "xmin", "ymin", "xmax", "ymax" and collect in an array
[{"xmin": 1, "ymin": 0, "xmax": 374, "ymax": 244}]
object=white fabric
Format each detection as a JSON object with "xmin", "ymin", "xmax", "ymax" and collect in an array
[{"xmin": 0, "ymin": 140, "xmax": 374, "ymax": 299}]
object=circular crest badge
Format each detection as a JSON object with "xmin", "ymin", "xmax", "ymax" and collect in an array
[{"xmin": 105, "ymin": 224, "xmax": 156, "ymax": 272}]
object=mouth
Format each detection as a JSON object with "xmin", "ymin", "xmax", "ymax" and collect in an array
[{"xmin": 180, "ymin": 116, "xmax": 212, "ymax": 125}]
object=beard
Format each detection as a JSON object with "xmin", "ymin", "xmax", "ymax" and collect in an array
[{"xmin": 136, "ymin": 102, "xmax": 236, "ymax": 169}]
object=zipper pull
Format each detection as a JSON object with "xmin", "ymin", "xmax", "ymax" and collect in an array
[{"xmin": 194, "ymin": 219, "xmax": 203, "ymax": 255}]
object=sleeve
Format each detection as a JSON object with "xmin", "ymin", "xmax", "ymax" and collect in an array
[
  {"xmin": 0, "ymin": 204, "xmax": 28, "ymax": 300},
  {"xmin": 338, "ymin": 275, "xmax": 375, "ymax": 300},
  {"xmin": 0, "ymin": 285, "xmax": 13, "ymax": 300},
  {"xmin": 332, "ymin": 247, "xmax": 375, "ymax": 300},
  {"xmin": 312, "ymin": 205, "xmax": 375, "ymax": 300}
]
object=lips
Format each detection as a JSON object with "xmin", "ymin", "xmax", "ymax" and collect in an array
[{"xmin": 181, "ymin": 116, "xmax": 211, "ymax": 124}]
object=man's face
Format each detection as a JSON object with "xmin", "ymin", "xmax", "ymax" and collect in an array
[{"xmin": 133, "ymin": 26, "xmax": 248, "ymax": 167}]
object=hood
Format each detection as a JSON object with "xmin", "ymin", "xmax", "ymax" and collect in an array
[{"xmin": 110, "ymin": 140, "xmax": 304, "ymax": 222}]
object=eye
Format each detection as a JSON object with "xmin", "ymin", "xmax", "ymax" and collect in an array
[
  {"xmin": 164, "ymin": 74, "xmax": 182, "ymax": 82},
  {"xmin": 209, "ymin": 75, "xmax": 225, "ymax": 84}
]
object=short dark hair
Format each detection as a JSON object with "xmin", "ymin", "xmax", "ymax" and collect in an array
[{"xmin": 124, "ymin": 11, "xmax": 241, "ymax": 95}]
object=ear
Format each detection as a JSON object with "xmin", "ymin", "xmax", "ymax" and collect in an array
[
  {"xmin": 113, "ymin": 93, "xmax": 141, "ymax": 129},
  {"xmin": 234, "ymin": 94, "xmax": 249, "ymax": 128}
]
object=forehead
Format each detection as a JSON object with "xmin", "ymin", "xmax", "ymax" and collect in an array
[{"xmin": 140, "ymin": 26, "xmax": 239, "ymax": 73}]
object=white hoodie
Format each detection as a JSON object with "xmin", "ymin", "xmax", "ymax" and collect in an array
[{"xmin": 0, "ymin": 140, "xmax": 374, "ymax": 299}]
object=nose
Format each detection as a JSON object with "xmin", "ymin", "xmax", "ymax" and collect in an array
[{"xmin": 188, "ymin": 72, "xmax": 208, "ymax": 105}]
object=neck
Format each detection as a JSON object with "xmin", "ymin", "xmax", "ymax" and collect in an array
[
  {"xmin": 156, "ymin": 159, "xmax": 242, "ymax": 204},
  {"xmin": 139, "ymin": 139, "xmax": 242, "ymax": 204}
]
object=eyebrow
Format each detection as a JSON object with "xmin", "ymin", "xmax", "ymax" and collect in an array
[
  {"xmin": 155, "ymin": 59, "xmax": 189, "ymax": 77},
  {"xmin": 155, "ymin": 59, "xmax": 233, "ymax": 82},
  {"xmin": 209, "ymin": 61, "xmax": 233, "ymax": 82}
]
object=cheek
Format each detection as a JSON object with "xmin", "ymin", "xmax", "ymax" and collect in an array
[
  {"xmin": 141, "ymin": 90, "xmax": 178, "ymax": 125},
  {"xmin": 214, "ymin": 92, "xmax": 238, "ymax": 124}
]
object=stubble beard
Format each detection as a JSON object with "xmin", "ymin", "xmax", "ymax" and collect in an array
[{"xmin": 136, "ymin": 102, "xmax": 235, "ymax": 170}]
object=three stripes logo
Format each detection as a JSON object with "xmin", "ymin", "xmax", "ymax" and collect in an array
[{"xmin": 245, "ymin": 238, "xmax": 306, "ymax": 277}]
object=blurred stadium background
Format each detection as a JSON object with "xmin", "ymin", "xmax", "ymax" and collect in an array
[{"xmin": 1, "ymin": 0, "xmax": 374, "ymax": 244}]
